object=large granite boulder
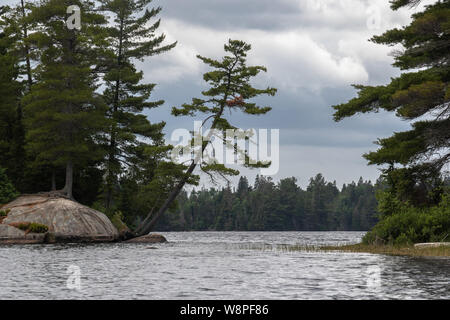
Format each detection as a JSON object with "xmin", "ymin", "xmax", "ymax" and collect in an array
[{"xmin": 0, "ymin": 194, "xmax": 119, "ymax": 244}]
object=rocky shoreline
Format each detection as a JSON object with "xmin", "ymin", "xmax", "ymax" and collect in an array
[{"xmin": 0, "ymin": 194, "xmax": 166, "ymax": 244}]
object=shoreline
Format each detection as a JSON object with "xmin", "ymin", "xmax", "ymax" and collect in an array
[{"xmin": 320, "ymin": 243, "xmax": 450, "ymax": 257}]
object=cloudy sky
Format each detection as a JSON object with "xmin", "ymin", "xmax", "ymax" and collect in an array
[
  {"xmin": 137, "ymin": 0, "xmax": 434, "ymax": 189},
  {"xmin": 4, "ymin": 0, "xmax": 432, "ymax": 188}
]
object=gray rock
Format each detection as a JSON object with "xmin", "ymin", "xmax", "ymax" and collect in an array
[
  {"xmin": 125, "ymin": 233, "xmax": 167, "ymax": 243},
  {"xmin": 0, "ymin": 224, "xmax": 45, "ymax": 244},
  {"xmin": 414, "ymin": 242, "xmax": 450, "ymax": 249},
  {"xmin": 0, "ymin": 194, "xmax": 119, "ymax": 244}
]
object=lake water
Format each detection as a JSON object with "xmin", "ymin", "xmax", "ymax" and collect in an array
[{"xmin": 0, "ymin": 231, "xmax": 448, "ymax": 299}]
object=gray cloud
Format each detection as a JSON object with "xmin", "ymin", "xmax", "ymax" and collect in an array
[
  {"xmin": 2, "ymin": 0, "xmax": 427, "ymax": 187},
  {"xmin": 140, "ymin": 0, "xmax": 425, "ymax": 187}
]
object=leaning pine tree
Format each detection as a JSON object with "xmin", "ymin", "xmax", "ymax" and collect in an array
[
  {"xmin": 332, "ymin": 0, "xmax": 450, "ymax": 209},
  {"xmin": 135, "ymin": 39, "xmax": 277, "ymax": 236}
]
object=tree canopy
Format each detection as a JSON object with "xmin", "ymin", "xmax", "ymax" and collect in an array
[
  {"xmin": 156, "ymin": 174, "xmax": 379, "ymax": 232},
  {"xmin": 332, "ymin": 0, "xmax": 449, "ymax": 207}
]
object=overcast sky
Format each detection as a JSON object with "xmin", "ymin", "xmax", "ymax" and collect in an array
[
  {"xmin": 138, "ymin": 0, "xmax": 435, "ymax": 189},
  {"xmin": 3, "ymin": 0, "xmax": 433, "ymax": 188}
]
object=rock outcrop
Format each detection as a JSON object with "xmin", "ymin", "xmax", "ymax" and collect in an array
[
  {"xmin": 125, "ymin": 233, "xmax": 167, "ymax": 243},
  {"xmin": 0, "ymin": 194, "xmax": 119, "ymax": 244}
]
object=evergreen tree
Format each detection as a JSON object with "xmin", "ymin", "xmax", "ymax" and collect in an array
[
  {"xmin": 0, "ymin": 167, "xmax": 19, "ymax": 204},
  {"xmin": 157, "ymin": 174, "xmax": 379, "ymax": 232},
  {"xmin": 22, "ymin": 0, "xmax": 109, "ymax": 199},
  {"xmin": 99, "ymin": 0, "xmax": 176, "ymax": 211},
  {"xmin": 332, "ymin": 0, "xmax": 450, "ymax": 206},
  {"xmin": 0, "ymin": 3, "xmax": 29, "ymax": 190}
]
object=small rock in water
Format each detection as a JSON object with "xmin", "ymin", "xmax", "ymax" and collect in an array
[
  {"xmin": 414, "ymin": 242, "xmax": 450, "ymax": 249},
  {"xmin": 125, "ymin": 233, "xmax": 167, "ymax": 243}
]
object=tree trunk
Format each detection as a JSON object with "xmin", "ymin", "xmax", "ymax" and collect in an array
[
  {"xmin": 133, "ymin": 53, "xmax": 237, "ymax": 237},
  {"xmin": 51, "ymin": 169, "xmax": 56, "ymax": 191},
  {"xmin": 62, "ymin": 160, "xmax": 74, "ymax": 199},
  {"xmin": 105, "ymin": 16, "xmax": 124, "ymax": 211},
  {"xmin": 134, "ymin": 111, "xmax": 225, "ymax": 236},
  {"xmin": 20, "ymin": 0, "xmax": 32, "ymax": 91},
  {"xmin": 134, "ymin": 161, "xmax": 197, "ymax": 236}
]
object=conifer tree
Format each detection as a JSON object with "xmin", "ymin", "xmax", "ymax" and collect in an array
[
  {"xmin": 332, "ymin": 0, "xmax": 449, "ymax": 206},
  {"xmin": 0, "ymin": 167, "xmax": 18, "ymax": 204},
  {"xmin": 0, "ymin": 4, "xmax": 26, "ymax": 190},
  {"xmin": 135, "ymin": 39, "xmax": 277, "ymax": 235},
  {"xmin": 99, "ymin": 0, "xmax": 176, "ymax": 211},
  {"xmin": 23, "ymin": 0, "xmax": 109, "ymax": 199}
]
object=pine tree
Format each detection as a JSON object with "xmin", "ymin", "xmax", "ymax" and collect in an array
[
  {"xmin": 99, "ymin": 0, "xmax": 176, "ymax": 211},
  {"xmin": 135, "ymin": 39, "xmax": 277, "ymax": 235},
  {"xmin": 0, "ymin": 5, "xmax": 26, "ymax": 190},
  {"xmin": 332, "ymin": 0, "xmax": 450, "ymax": 206},
  {"xmin": 0, "ymin": 167, "xmax": 18, "ymax": 204},
  {"xmin": 23, "ymin": 0, "xmax": 109, "ymax": 199}
]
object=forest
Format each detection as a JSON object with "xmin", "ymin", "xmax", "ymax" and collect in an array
[
  {"xmin": 156, "ymin": 174, "xmax": 380, "ymax": 231},
  {"xmin": 0, "ymin": 0, "xmax": 279, "ymax": 236},
  {"xmin": 0, "ymin": 0, "xmax": 449, "ymax": 243}
]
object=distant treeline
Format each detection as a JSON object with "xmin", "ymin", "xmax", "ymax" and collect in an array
[{"xmin": 156, "ymin": 174, "xmax": 380, "ymax": 231}]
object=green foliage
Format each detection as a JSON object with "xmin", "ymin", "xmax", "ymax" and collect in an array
[
  {"xmin": 135, "ymin": 39, "xmax": 277, "ymax": 235},
  {"xmin": 376, "ymin": 190, "xmax": 405, "ymax": 216},
  {"xmin": 0, "ymin": 4, "xmax": 27, "ymax": 190},
  {"xmin": 0, "ymin": 209, "xmax": 11, "ymax": 217},
  {"xmin": 109, "ymin": 211, "xmax": 129, "ymax": 234},
  {"xmin": 0, "ymin": 1, "xmax": 196, "ymax": 215},
  {"xmin": 12, "ymin": 221, "xmax": 49, "ymax": 233},
  {"xmin": 28, "ymin": 222, "xmax": 49, "ymax": 233},
  {"xmin": 332, "ymin": 1, "xmax": 449, "ymax": 205},
  {"xmin": 172, "ymin": 39, "xmax": 277, "ymax": 176},
  {"xmin": 13, "ymin": 222, "xmax": 30, "ymax": 231},
  {"xmin": 22, "ymin": 0, "xmax": 110, "ymax": 198},
  {"xmin": 0, "ymin": 167, "xmax": 19, "ymax": 204},
  {"xmin": 390, "ymin": 0, "xmax": 423, "ymax": 10},
  {"xmin": 98, "ymin": 0, "xmax": 176, "ymax": 210},
  {"xmin": 111, "ymin": 144, "xmax": 199, "ymax": 228},
  {"xmin": 156, "ymin": 174, "xmax": 380, "ymax": 231},
  {"xmin": 363, "ymin": 193, "xmax": 450, "ymax": 245}
]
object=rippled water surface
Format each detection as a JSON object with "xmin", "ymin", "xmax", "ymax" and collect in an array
[{"xmin": 0, "ymin": 231, "xmax": 448, "ymax": 299}]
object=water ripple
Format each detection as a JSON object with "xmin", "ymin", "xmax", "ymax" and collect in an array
[{"xmin": 0, "ymin": 231, "xmax": 448, "ymax": 299}]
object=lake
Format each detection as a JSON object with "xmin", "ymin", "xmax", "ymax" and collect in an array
[{"xmin": 0, "ymin": 231, "xmax": 448, "ymax": 299}]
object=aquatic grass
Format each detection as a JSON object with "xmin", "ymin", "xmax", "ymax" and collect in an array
[
  {"xmin": 236, "ymin": 242, "xmax": 450, "ymax": 257},
  {"xmin": 320, "ymin": 243, "xmax": 450, "ymax": 257},
  {"xmin": 233, "ymin": 243, "xmax": 326, "ymax": 253}
]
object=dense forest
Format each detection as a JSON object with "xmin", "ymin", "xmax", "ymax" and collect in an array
[
  {"xmin": 0, "ymin": 0, "xmax": 449, "ymax": 242},
  {"xmin": 156, "ymin": 174, "xmax": 380, "ymax": 231}
]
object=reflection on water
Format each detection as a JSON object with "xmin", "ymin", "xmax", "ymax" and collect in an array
[{"xmin": 0, "ymin": 232, "xmax": 448, "ymax": 299}]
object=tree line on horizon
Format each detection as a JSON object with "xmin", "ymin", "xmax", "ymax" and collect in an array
[{"xmin": 155, "ymin": 174, "xmax": 380, "ymax": 232}]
